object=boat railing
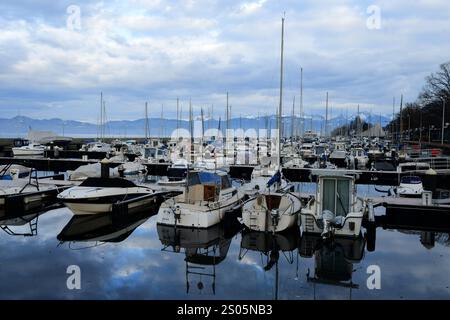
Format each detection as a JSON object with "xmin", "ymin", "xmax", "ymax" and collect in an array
[{"xmin": 406, "ymin": 157, "xmax": 450, "ymax": 170}]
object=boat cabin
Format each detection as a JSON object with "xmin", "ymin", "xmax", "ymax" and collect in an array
[
  {"xmin": 185, "ymin": 171, "xmax": 233, "ymax": 203},
  {"xmin": 316, "ymin": 175, "xmax": 355, "ymax": 218}
]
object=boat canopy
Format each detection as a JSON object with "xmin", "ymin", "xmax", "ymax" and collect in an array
[{"xmin": 188, "ymin": 171, "xmax": 231, "ymax": 189}]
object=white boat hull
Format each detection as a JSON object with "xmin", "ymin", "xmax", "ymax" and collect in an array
[
  {"xmin": 12, "ymin": 148, "xmax": 44, "ymax": 156},
  {"xmin": 300, "ymin": 211, "xmax": 363, "ymax": 238},
  {"xmin": 241, "ymin": 193, "xmax": 301, "ymax": 233},
  {"xmin": 157, "ymin": 192, "xmax": 243, "ymax": 228}
]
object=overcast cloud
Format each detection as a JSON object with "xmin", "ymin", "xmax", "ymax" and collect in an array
[{"xmin": 0, "ymin": 0, "xmax": 449, "ymax": 123}]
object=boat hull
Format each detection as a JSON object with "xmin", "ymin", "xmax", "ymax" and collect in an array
[
  {"xmin": 241, "ymin": 193, "xmax": 301, "ymax": 233},
  {"xmin": 300, "ymin": 212, "xmax": 363, "ymax": 238},
  {"xmin": 157, "ymin": 193, "xmax": 244, "ymax": 228}
]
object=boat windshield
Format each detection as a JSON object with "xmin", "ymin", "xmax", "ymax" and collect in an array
[
  {"xmin": 401, "ymin": 176, "xmax": 422, "ymax": 184},
  {"xmin": 145, "ymin": 148, "xmax": 157, "ymax": 158},
  {"xmin": 79, "ymin": 177, "xmax": 137, "ymax": 188},
  {"xmin": 188, "ymin": 172, "xmax": 222, "ymax": 187}
]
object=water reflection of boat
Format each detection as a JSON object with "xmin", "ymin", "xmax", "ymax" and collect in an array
[
  {"xmin": 239, "ymin": 228, "xmax": 300, "ymax": 300},
  {"xmin": 157, "ymin": 220, "xmax": 242, "ymax": 295},
  {"xmin": 57, "ymin": 209, "xmax": 155, "ymax": 245},
  {"xmin": 299, "ymin": 234, "xmax": 366, "ymax": 299},
  {"xmin": 0, "ymin": 208, "xmax": 53, "ymax": 237}
]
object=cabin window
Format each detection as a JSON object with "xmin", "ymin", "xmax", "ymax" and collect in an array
[
  {"xmin": 146, "ymin": 148, "xmax": 156, "ymax": 158},
  {"xmin": 336, "ymin": 179, "xmax": 350, "ymax": 216},
  {"xmin": 322, "ymin": 179, "xmax": 336, "ymax": 213},
  {"xmin": 321, "ymin": 178, "xmax": 350, "ymax": 217},
  {"xmin": 221, "ymin": 176, "xmax": 231, "ymax": 189}
]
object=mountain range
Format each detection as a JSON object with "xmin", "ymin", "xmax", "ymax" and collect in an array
[{"xmin": 0, "ymin": 112, "xmax": 392, "ymax": 138}]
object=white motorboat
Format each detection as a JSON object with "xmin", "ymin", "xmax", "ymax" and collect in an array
[
  {"xmin": 58, "ymin": 177, "xmax": 158, "ymax": 215},
  {"xmin": 12, "ymin": 143, "xmax": 45, "ymax": 156},
  {"xmin": 0, "ymin": 165, "xmax": 32, "ymax": 180},
  {"xmin": 87, "ymin": 142, "xmax": 112, "ymax": 153},
  {"xmin": 156, "ymin": 171, "xmax": 245, "ymax": 228},
  {"xmin": 157, "ymin": 160, "xmax": 189, "ymax": 187},
  {"xmin": 329, "ymin": 143, "xmax": 348, "ymax": 168},
  {"xmin": 348, "ymin": 148, "xmax": 368, "ymax": 169},
  {"xmin": 300, "ymin": 171, "xmax": 365, "ymax": 239},
  {"xmin": 397, "ymin": 176, "xmax": 424, "ymax": 197},
  {"xmin": 142, "ymin": 146, "xmax": 169, "ymax": 163}
]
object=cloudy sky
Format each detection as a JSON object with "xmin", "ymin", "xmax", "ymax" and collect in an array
[{"xmin": 0, "ymin": 0, "xmax": 449, "ymax": 123}]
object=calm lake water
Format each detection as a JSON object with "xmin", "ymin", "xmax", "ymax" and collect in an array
[{"xmin": 1, "ymin": 184, "xmax": 449, "ymax": 300}]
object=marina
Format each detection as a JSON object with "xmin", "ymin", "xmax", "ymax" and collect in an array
[{"xmin": 1, "ymin": 0, "xmax": 450, "ymax": 305}]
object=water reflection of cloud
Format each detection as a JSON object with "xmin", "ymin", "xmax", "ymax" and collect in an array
[{"xmin": 1, "ymin": 208, "xmax": 450, "ymax": 299}]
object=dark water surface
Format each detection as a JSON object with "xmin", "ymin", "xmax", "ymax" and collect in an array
[{"xmin": 1, "ymin": 184, "xmax": 450, "ymax": 300}]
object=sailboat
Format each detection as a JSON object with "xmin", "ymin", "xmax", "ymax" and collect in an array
[{"xmin": 240, "ymin": 17, "xmax": 301, "ymax": 233}]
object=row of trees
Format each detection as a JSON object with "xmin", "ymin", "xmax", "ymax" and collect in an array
[
  {"xmin": 331, "ymin": 117, "xmax": 372, "ymax": 137},
  {"xmin": 385, "ymin": 62, "xmax": 450, "ymax": 143}
]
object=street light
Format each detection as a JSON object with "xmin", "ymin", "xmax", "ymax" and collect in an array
[{"xmin": 441, "ymin": 98, "xmax": 446, "ymax": 145}]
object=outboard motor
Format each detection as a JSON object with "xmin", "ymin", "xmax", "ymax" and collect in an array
[
  {"xmin": 270, "ymin": 209, "xmax": 280, "ymax": 227},
  {"xmin": 321, "ymin": 210, "xmax": 335, "ymax": 239}
]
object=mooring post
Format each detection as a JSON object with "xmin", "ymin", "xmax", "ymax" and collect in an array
[{"xmin": 101, "ymin": 158, "xmax": 110, "ymax": 179}]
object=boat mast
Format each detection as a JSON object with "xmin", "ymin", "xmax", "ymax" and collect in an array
[
  {"xmin": 399, "ymin": 94, "xmax": 403, "ymax": 144},
  {"xmin": 325, "ymin": 92, "xmax": 329, "ymax": 137},
  {"xmin": 300, "ymin": 67, "xmax": 303, "ymax": 138},
  {"xmin": 291, "ymin": 96, "xmax": 295, "ymax": 146},
  {"xmin": 176, "ymin": 97, "xmax": 180, "ymax": 139},
  {"xmin": 189, "ymin": 99, "xmax": 194, "ymax": 164},
  {"xmin": 277, "ymin": 16, "xmax": 285, "ymax": 169},
  {"xmin": 201, "ymin": 107, "xmax": 205, "ymax": 161},
  {"xmin": 102, "ymin": 100, "xmax": 106, "ymax": 140},
  {"xmin": 145, "ymin": 102, "xmax": 149, "ymax": 141},
  {"xmin": 100, "ymin": 92, "xmax": 103, "ymax": 141}
]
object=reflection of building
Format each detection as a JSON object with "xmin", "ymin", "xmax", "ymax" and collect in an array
[
  {"xmin": 299, "ymin": 235, "xmax": 365, "ymax": 299},
  {"xmin": 239, "ymin": 228, "xmax": 300, "ymax": 300},
  {"xmin": 157, "ymin": 221, "xmax": 242, "ymax": 295},
  {"xmin": 57, "ymin": 210, "xmax": 154, "ymax": 247}
]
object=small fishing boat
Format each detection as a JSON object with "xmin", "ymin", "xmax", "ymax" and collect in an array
[
  {"xmin": 58, "ymin": 177, "xmax": 159, "ymax": 215},
  {"xmin": 300, "ymin": 171, "xmax": 365, "ymax": 239},
  {"xmin": 156, "ymin": 171, "xmax": 245, "ymax": 228},
  {"xmin": 397, "ymin": 176, "xmax": 424, "ymax": 197}
]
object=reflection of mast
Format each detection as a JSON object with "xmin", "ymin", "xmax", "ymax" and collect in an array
[{"xmin": 239, "ymin": 228, "xmax": 299, "ymax": 300}]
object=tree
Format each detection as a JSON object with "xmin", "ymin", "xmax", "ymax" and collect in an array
[{"xmin": 419, "ymin": 62, "xmax": 450, "ymax": 104}]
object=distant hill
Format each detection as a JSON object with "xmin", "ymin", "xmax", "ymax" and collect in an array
[{"xmin": 0, "ymin": 113, "xmax": 392, "ymax": 138}]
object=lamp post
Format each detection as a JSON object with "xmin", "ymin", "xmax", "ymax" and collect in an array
[
  {"xmin": 429, "ymin": 125, "xmax": 433, "ymax": 143},
  {"xmin": 441, "ymin": 98, "xmax": 446, "ymax": 145}
]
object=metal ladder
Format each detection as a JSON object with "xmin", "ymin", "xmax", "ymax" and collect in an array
[{"xmin": 304, "ymin": 215, "xmax": 315, "ymax": 233}]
